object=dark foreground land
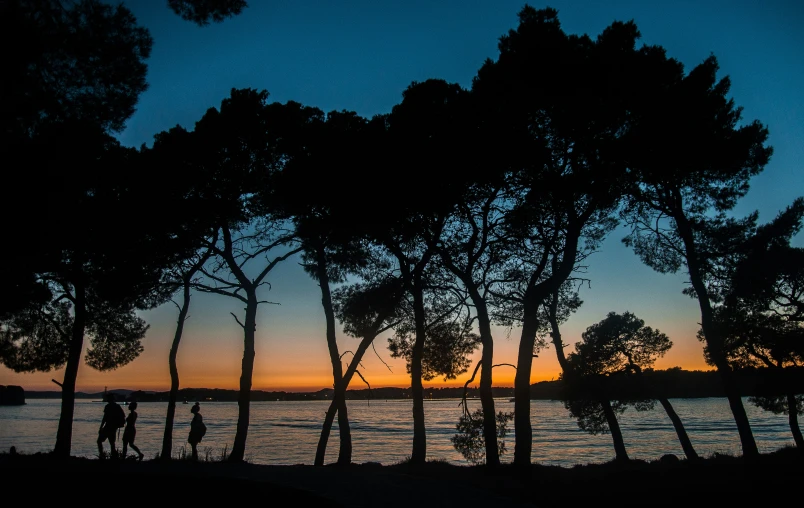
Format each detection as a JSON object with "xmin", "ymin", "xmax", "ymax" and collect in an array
[{"xmin": 2, "ymin": 448, "xmax": 802, "ymax": 507}]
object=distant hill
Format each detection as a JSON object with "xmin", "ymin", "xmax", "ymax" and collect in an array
[
  {"xmin": 528, "ymin": 366, "xmax": 804, "ymax": 400},
  {"xmin": 21, "ymin": 367, "xmax": 804, "ymax": 402},
  {"xmin": 25, "ymin": 389, "xmax": 134, "ymax": 400}
]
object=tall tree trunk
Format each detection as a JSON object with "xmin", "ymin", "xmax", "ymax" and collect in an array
[
  {"xmin": 335, "ymin": 392, "xmax": 350, "ymax": 465},
  {"xmin": 675, "ymin": 207, "xmax": 759, "ymax": 458},
  {"xmin": 313, "ymin": 247, "xmax": 352, "ymax": 466},
  {"xmin": 316, "ymin": 389, "xmax": 353, "ymax": 466},
  {"xmin": 513, "ymin": 300, "xmax": 539, "ymax": 467},
  {"xmin": 317, "ymin": 332, "xmax": 379, "ymax": 465},
  {"xmin": 472, "ymin": 292, "xmax": 499, "ymax": 468},
  {"xmin": 54, "ymin": 282, "xmax": 86, "ymax": 458},
  {"xmin": 601, "ymin": 399, "xmax": 629, "ymax": 461},
  {"xmin": 512, "ymin": 223, "xmax": 582, "ymax": 468},
  {"xmin": 787, "ymin": 392, "xmax": 804, "ymax": 450},
  {"xmin": 229, "ymin": 289, "xmax": 258, "ymax": 462},
  {"xmin": 438, "ymin": 248, "xmax": 499, "ymax": 467},
  {"xmin": 161, "ymin": 276, "xmax": 191, "ymax": 461},
  {"xmin": 410, "ymin": 278, "xmax": 427, "ymax": 464},
  {"xmin": 699, "ymin": 300, "xmax": 758, "ymax": 458},
  {"xmin": 658, "ymin": 397, "xmax": 698, "ymax": 460}
]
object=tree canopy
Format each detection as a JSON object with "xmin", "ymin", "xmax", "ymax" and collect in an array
[{"xmin": 167, "ymin": 0, "xmax": 248, "ymax": 25}]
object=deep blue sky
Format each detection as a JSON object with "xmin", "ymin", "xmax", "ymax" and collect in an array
[{"xmin": 3, "ymin": 0, "xmax": 802, "ymax": 391}]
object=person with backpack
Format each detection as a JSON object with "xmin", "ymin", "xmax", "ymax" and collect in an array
[
  {"xmin": 188, "ymin": 402, "xmax": 206, "ymax": 461},
  {"xmin": 97, "ymin": 393, "xmax": 125, "ymax": 459},
  {"xmin": 122, "ymin": 401, "xmax": 145, "ymax": 461}
]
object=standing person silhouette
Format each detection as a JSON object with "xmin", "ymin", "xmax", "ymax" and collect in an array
[
  {"xmin": 122, "ymin": 401, "xmax": 145, "ymax": 461},
  {"xmin": 97, "ymin": 393, "xmax": 123, "ymax": 459},
  {"xmin": 188, "ymin": 402, "xmax": 206, "ymax": 461}
]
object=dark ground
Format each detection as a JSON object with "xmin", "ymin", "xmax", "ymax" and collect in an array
[{"xmin": 2, "ymin": 447, "xmax": 802, "ymax": 507}]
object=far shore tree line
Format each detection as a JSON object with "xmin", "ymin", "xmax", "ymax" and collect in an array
[
  {"xmin": 24, "ymin": 365, "xmax": 802, "ymax": 402},
  {"xmin": 1, "ymin": 1, "xmax": 802, "ymax": 467}
]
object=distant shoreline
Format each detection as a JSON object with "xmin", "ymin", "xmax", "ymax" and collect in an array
[{"xmin": 16, "ymin": 366, "xmax": 804, "ymax": 402}]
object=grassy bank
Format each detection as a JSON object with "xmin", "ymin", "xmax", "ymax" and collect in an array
[{"xmin": 1, "ymin": 447, "xmax": 801, "ymax": 507}]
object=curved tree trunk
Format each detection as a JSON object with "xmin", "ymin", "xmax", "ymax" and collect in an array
[
  {"xmin": 513, "ymin": 225, "xmax": 582, "ymax": 468},
  {"xmin": 658, "ymin": 397, "xmax": 698, "ymax": 461},
  {"xmin": 228, "ymin": 289, "xmax": 258, "ymax": 462},
  {"xmin": 675, "ymin": 205, "xmax": 759, "ymax": 458},
  {"xmin": 548, "ymin": 291, "xmax": 569, "ymax": 373},
  {"xmin": 601, "ymin": 399, "xmax": 629, "ymax": 461},
  {"xmin": 313, "ymin": 247, "xmax": 352, "ymax": 466},
  {"xmin": 161, "ymin": 277, "xmax": 191, "ymax": 461},
  {"xmin": 316, "ymin": 332, "xmax": 379, "ymax": 465},
  {"xmin": 315, "ymin": 386, "xmax": 351, "ymax": 466},
  {"xmin": 409, "ymin": 278, "xmax": 427, "ymax": 464},
  {"xmin": 54, "ymin": 281, "xmax": 86, "ymax": 458},
  {"xmin": 513, "ymin": 300, "xmax": 539, "ymax": 467},
  {"xmin": 787, "ymin": 392, "xmax": 804, "ymax": 450},
  {"xmin": 317, "ymin": 402, "xmax": 338, "ymax": 465},
  {"xmin": 701, "ymin": 311, "xmax": 758, "ymax": 458}
]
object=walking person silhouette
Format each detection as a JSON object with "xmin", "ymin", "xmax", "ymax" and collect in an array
[
  {"xmin": 188, "ymin": 402, "xmax": 206, "ymax": 461},
  {"xmin": 122, "ymin": 401, "xmax": 145, "ymax": 461},
  {"xmin": 97, "ymin": 393, "xmax": 125, "ymax": 459}
]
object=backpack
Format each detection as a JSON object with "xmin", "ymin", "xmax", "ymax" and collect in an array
[{"xmin": 109, "ymin": 403, "xmax": 126, "ymax": 428}]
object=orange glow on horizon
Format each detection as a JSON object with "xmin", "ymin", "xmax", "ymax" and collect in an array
[
  {"xmin": 0, "ymin": 361, "xmax": 716, "ymax": 393},
  {"xmin": 1, "ymin": 319, "xmax": 716, "ymax": 393}
]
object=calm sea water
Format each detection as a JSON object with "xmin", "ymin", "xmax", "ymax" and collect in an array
[{"xmin": 0, "ymin": 398, "xmax": 797, "ymax": 466}]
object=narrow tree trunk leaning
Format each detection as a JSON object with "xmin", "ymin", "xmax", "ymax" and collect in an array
[
  {"xmin": 316, "ymin": 402, "xmax": 338, "ymax": 466},
  {"xmin": 675, "ymin": 206, "xmax": 759, "ymax": 458},
  {"xmin": 314, "ymin": 247, "xmax": 351, "ymax": 466},
  {"xmin": 698, "ymin": 298, "xmax": 758, "ymax": 458},
  {"xmin": 317, "ymin": 331, "xmax": 380, "ymax": 465},
  {"xmin": 315, "ymin": 380, "xmax": 355, "ymax": 467},
  {"xmin": 787, "ymin": 392, "xmax": 804, "ymax": 450},
  {"xmin": 548, "ymin": 292, "xmax": 570, "ymax": 373},
  {"xmin": 410, "ymin": 278, "xmax": 427, "ymax": 464},
  {"xmin": 513, "ymin": 300, "xmax": 539, "ymax": 468},
  {"xmin": 658, "ymin": 397, "xmax": 698, "ymax": 461},
  {"xmin": 601, "ymin": 399, "xmax": 629, "ymax": 461},
  {"xmin": 54, "ymin": 281, "xmax": 86, "ymax": 458},
  {"xmin": 161, "ymin": 276, "xmax": 192, "ymax": 461},
  {"xmin": 632, "ymin": 361, "xmax": 697, "ymax": 461},
  {"xmin": 228, "ymin": 290, "xmax": 258, "ymax": 462}
]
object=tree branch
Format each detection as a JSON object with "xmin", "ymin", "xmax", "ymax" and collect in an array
[
  {"xmin": 230, "ymin": 312, "xmax": 246, "ymax": 329},
  {"xmin": 493, "ymin": 363, "xmax": 517, "ymax": 370},
  {"xmin": 372, "ymin": 342, "xmax": 393, "ymax": 373},
  {"xmin": 254, "ymin": 246, "xmax": 305, "ymax": 284},
  {"xmin": 196, "ymin": 285, "xmax": 249, "ymax": 304},
  {"xmin": 354, "ymin": 369, "xmax": 372, "ymax": 406}
]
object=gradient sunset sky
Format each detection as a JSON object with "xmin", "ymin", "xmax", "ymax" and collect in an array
[{"xmin": 2, "ymin": 0, "xmax": 802, "ymax": 393}]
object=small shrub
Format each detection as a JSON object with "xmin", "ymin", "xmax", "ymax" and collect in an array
[
  {"xmin": 451, "ymin": 408, "xmax": 514, "ymax": 465},
  {"xmin": 393, "ymin": 455, "xmax": 413, "ymax": 466}
]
